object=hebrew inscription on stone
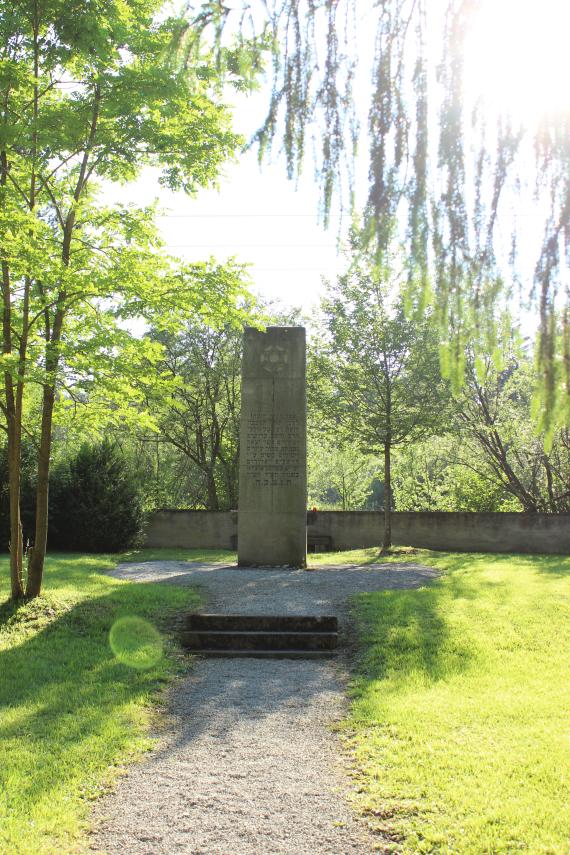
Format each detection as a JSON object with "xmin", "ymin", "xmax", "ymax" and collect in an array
[{"xmin": 245, "ymin": 411, "xmax": 301, "ymax": 486}]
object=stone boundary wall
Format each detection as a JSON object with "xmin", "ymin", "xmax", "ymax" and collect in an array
[
  {"xmin": 144, "ymin": 509, "xmax": 570, "ymax": 555},
  {"xmin": 144, "ymin": 510, "xmax": 238, "ymax": 551}
]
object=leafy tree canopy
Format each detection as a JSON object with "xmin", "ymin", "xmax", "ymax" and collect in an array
[
  {"xmin": 310, "ymin": 231, "xmax": 452, "ymax": 546},
  {"xmin": 0, "ymin": 0, "xmax": 252, "ymax": 596}
]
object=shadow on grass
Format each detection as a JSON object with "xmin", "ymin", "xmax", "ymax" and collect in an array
[
  {"xmin": 3, "ymin": 546, "xmax": 567, "ymax": 832},
  {"xmin": 354, "ymin": 587, "xmax": 464, "ymax": 687},
  {"xmin": 512, "ymin": 553, "xmax": 570, "ymax": 576},
  {"xmin": 352, "ymin": 561, "xmax": 496, "ymax": 688},
  {"xmin": 0, "ymin": 569, "xmax": 358, "ymax": 818},
  {"xmin": 0, "ymin": 580, "xmax": 198, "ymax": 816},
  {"xmin": 352, "ymin": 550, "xmax": 570, "ymax": 695}
]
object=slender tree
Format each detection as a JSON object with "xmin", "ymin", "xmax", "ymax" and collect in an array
[
  {"xmin": 0, "ymin": 0, "xmax": 248, "ymax": 598},
  {"xmin": 148, "ymin": 320, "xmax": 244, "ymax": 511},
  {"xmin": 313, "ymin": 241, "xmax": 451, "ymax": 549}
]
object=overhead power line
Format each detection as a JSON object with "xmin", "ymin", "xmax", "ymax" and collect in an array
[
  {"xmin": 157, "ymin": 213, "xmax": 343, "ymax": 218},
  {"xmin": 226, "ymin": 267, "xmax": 337, "ymax": 272}
]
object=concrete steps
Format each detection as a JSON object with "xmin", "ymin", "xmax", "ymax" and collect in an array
[{"xmin": 181, "ymin": 614, "xmax": 339, "ymax": 657}]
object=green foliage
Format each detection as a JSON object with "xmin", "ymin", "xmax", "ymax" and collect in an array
[
  {"xmin": 445, "ymin": 464, "xmax": 516, "ymax": 512},
  {"xmin": 117, "ymin": 436, "xmax": 215, "ymax": 511},
  {"xmin": 349, "ymin": 551, "xmax": 570, "ymax": 853},
  {"xmin": 313, "ymin": 238, "xmax": 451, "ymax": 454},
  {"xmin": 390, "ymin": 353, "xmax": 570, "ymax": 513},
  {"xmin": 393, "ymin": 436, "xmax": 517, "ymax": 512},
  {"xmin": 307, "ymin": 333, "xmax": 570, "ymax": 514},
  {"xmin": 0, "ymin": 553, "xmax": 200, "ymax": 854},
  {"xmin": 309, "ymin": 234, "xmax": 451, "ymax": 538},
  {"xmin": 532, "ymin": 309, "xmax": 570, "ymax": 450},
  {"xmin": 146, "ymin": 318, "xmax": 245, "ymax": 510},
  {"xmin": 49, "ymin": 442, "xmax": 144, "ymax": 553},
  {"xmin": 177, "ymin": 2, "xmax": 272, "ymax": 95},
  {"xmin": 0, "ymin": 0, "xmax": 252, "ymax": 594},
  {"xmin": 456, "ymin": 354, "xmax": 570, "ymax": 512},
  {"xmin": 307, "ymin": 436, "xmax": 378, "ymax": 510},
  {"xmin": 139, "ymin": 298, "xmax": 296, "ymax": 511}
]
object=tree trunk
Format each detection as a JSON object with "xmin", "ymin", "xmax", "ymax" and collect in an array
[
  {"xmin": 26, "ymin": 383, "xmax": 55, "ymax": 597},
  {"xmin": 206, "ymin": 470, "xmax": 219, "ymax": 511},
  {"xmin": 225, "ymin": 465, "xmax": 238, "ymax": 509},
  {"xmin": 7, "ymin": 419, "xmax": 24, "ymax": 598},
  {"xmin": 383, "ymin": 439, "xmax": 392, "ymax": 551},
  {"xmin": 2, "ymin": 241, "xmax": 23, "ymax": 596},
  {"xmin": 27, "ymin": 144, "xmax": 70, "ymax": 597}
]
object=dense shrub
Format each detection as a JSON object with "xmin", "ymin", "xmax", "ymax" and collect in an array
[{"xmin": 48, "ymin": 441, "xmax": 144, "ymax": 552}]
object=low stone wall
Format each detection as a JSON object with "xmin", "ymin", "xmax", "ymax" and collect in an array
[
  {"xmin": 144, "ymin": 510, "xmax": 237, "ymax": 551},
  {"xmin": 309, "ymin": 511, "xmax": 570, "ymax": 554},
  {"xmin": 144, "ymin": 509, "xmax": 570, "ymax": 555}
]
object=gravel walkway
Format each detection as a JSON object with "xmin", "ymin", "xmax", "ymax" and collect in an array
[{"xmin": 90, "ymin": 561, "xmax": 437, "ymax": 855}]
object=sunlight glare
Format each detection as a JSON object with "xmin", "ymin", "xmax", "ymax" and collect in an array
[{"xmin": 464, "ymin": 0, "xmax": 570, "ymax": 125}]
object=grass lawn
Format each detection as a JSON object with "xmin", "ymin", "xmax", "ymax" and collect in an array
[
  {"xmin": 333, "ymin": 548, "xmax": 570, "ymax": 854},
  {"xmin": 0, "ymin": 551, "xmax": 208, "ymax": 855},
  {"xmin": 2, "ymin": 546, "xmax": 569, "ymax": 854},
  {"xmin": 120, "ymin": 547, "xmax": 237, "ymax": 564}
]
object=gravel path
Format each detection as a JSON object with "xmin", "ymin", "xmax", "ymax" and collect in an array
[{"xmin": 90, "ymin": 561, "xmax": 437, "ymax": 855}]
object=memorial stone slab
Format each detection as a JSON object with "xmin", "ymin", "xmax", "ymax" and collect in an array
[{"xmin": 237, "ymin": 326, "xmax": 307, "ymax": 567}]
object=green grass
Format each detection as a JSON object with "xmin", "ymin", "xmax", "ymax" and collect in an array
[
  {"xmin": 123, "ymin": 546, "xmax": 420, "ymax": 567},
  {"xmin": 342, "ymin": 550, "xmax": 570, "ymax": 854},
  {"xmin": 309, "ymin": 545, "xmax": 424, "ymax": 567},
  {"xmin": 123, "ymin": 545, "xmax": 414, "ymax": 567},
  {"xmin": 3, "ymin": 546, "xmax": 570, "ymax": 854},
  {"xmin": 120, "ymin": 547, "xmax": 236, "ymax": 564},
  {"xmin": 0, "ymin": 553, "xmax": 200, "ymax": 855}
]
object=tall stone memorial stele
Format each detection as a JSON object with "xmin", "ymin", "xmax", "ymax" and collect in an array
[{"xmin": 238, "ymin": 326, "xmax": 307, "ymax": 567}]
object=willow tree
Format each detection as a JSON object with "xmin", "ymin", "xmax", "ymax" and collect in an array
[
  {"xmin": 183, "ymin": 0, "xmax": 570, "ymax": 432},
  {"xmin": 0, "ymin": 0, "xmax": 250, "ymax": 599}
]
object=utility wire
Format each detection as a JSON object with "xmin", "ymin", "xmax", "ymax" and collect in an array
[{"xmin": 156, "ymin": 213, "xmax": 343, "ymax": 218}]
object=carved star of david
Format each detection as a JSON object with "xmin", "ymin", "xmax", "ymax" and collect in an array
[{"xmin": 260, "ymin": 345, "xmax": 289, "ymax": 374}]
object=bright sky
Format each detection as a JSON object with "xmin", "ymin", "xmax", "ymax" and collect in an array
[
  {"xmin": 157, "ymin": 153, "xmax": 344, "ymax": 316},
  {"xmin": 464, "ymin": 0, "xmax": 570, "ymax": 123},
  {"xmin": 109, "ymin": 92, "xmax": 346, "ymax": 316}
]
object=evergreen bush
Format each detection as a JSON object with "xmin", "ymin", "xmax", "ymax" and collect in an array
[{"xmin": 49, "ymin": 441, "xmax": 144, "ymax": 552}]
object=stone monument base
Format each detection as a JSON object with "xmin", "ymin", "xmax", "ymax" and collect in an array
[{"xmin": 237, "ymin": 512, "xmax": 306, "ymax": 568}]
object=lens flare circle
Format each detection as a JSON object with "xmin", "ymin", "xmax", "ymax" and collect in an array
[{"xmin": 109, "ymin": 616, "xmax": 163, "ymax": 670}]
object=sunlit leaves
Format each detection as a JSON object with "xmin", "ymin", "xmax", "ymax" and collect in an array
[
  {"xmin": 0, "ymin": 0, "xmax": 253, "ymax": 428},
  {"xmin": 313, "ymin": 231, "xmax": 451, "ymax": 452}
]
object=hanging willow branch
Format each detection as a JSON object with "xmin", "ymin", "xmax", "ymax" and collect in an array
[{"xmin": 180, "ymin": 0, "xmax": 570, "ymax": 431}]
